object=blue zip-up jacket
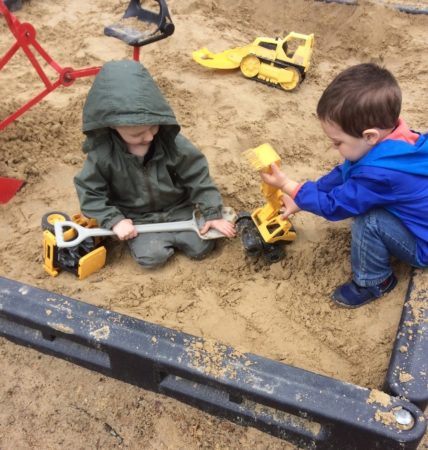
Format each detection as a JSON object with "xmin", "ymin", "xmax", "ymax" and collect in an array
[{"xmin": 294, "ymin": 131, "xmax": 428, "ymax": 265}]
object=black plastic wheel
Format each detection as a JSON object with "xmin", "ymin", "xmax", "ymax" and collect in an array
[
  {"xmin": 261, "ymin": 242, "xmax": 285, "ymax": 263},
  {"xmin": 41, "ymin": 211, "xmax": 71, "ymax": 233},
  {"xmin": 236, "ymin": 211, "xmax": 264, "ymax": 257},
  {"xmin": 236, "ymin": 211, "xmax": 288, "ymax": 263}
]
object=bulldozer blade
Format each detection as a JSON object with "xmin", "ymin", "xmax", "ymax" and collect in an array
[{"xmin": 192, "ymin": 45, "xmax": 253, "ymax": 69}]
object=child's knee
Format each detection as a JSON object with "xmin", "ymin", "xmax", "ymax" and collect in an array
[
  {"xmin": 137, "ymin": 258, "xmax": 168, "ymax": 269},
  {"xmin": 186, "ymin": 240, "xmax": 216, "ymax": 260},
  {"xmin": 131, "ymin": 240, "xmax": 174, "ymax": 268},
  {"xmin": 135, "ymin": 249, "xmax": 173, "ymax": 268}
]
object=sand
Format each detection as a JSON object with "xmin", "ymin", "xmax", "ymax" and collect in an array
[{"xmin": 0, "ymin": 0, "xmax": 427, "ymax": 448}]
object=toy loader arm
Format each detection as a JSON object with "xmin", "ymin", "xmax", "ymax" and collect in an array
[{"xmin": 261, "ymin": 182, "xmax": 283, "ymax": 209}]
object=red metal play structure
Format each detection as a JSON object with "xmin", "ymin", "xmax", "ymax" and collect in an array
[{"xmin": 0, "ymin": 0, "xmax": 174, "ymax": 202}]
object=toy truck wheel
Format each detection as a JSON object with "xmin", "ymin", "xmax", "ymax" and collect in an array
[
  {"xmin": 261, "ymin": 242, "xmax": 285, "ymax": 263},
  {"xmin": 41, "ymin": 211, "xmax": 71, "ymax": 233},
  {"xmin": 279, "ymin": 67, "xmax": 301, "ymax": 91},
  {"xmin": 240, "ymin": 55, "xmax": 261, "ymax": 78}
]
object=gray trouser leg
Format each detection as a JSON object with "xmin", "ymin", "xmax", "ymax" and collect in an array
[
  {"xmin": 127, "ymin": 231, "xmax": 215, "ymax": 268},
  {"xmin": 128, "ymin": 232, "xmax": 175, "ymax": 268},
  {"xmin": 173, "ymin": 231, "xmax": 216, "ymax": 259}
]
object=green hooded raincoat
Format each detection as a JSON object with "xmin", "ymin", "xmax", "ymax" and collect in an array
[{"xmin": 74, "ymin": 60, "xmax": 223, "ymax": 229}]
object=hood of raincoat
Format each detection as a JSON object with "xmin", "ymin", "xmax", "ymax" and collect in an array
[{"xmin": 82, "ymin": 60, "xmax": 180, "ymax": 153}]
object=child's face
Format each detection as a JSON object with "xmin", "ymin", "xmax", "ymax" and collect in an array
[
  {"xmin": 320, "ymin": 120, "xmax": 373, "ymax": 162},
  {"xmin": 114, "ymin": 124, "xmax": 160, "ymax": 146}
]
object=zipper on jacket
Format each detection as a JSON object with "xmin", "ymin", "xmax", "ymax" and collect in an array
[{"xmin": 141, "ymin": 164, "xmax": 156, "ymax": 211}]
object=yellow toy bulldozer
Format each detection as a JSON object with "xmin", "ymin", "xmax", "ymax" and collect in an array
[
  {"xmin": 192, "ymin": 32, "xmax": 314, "ymax": 91},
  {"xmin": 42, "ymin": 211, "xmax": 106, "ymax": 280}
]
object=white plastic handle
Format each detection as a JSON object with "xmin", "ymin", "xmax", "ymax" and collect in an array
[
  {"xmin": 54, "ymin": 219, "xmax": 201, "ymax": 248},
  {"xmin": 54, "ymin": 208, "xmax": 236, "ymax": 248},
  {"xmin": 54, "ymin": 221, "xmax": 114, "ymax": 248}
]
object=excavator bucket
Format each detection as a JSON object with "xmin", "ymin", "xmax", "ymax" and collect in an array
[{"xmin": 192, "ymin": 44, "xmax": 255, "ymax": 70}]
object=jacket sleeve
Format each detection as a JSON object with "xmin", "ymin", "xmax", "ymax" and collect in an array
[
  {"xmin": 173, "ymin": 134, "xmax": 223, "ymax": 220},
  {"xmin": 74, "ymin": 152, "xmax": 126, "ymax": 229},
  {"xmin": 294, "ymin": 169, "xmax": 393, "ymax": 221},
  {"xmin": 316, "ymin": 165, "xmax": 344, "ymax": 192}
]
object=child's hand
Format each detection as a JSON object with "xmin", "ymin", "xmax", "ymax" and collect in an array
[
  {"xmin": 280, "ymin": 194, "xmax": 301, "ymax": 218},
  {"xmin": 200, "ymin": 218, "xmax": 236, "ymax": 238},
  {"xmin": 260, "ymin": 164, "xmax": 299, "ymax": 195},
  {"xmin": 112, "ymin": 218, "xmax": 138, "ymax": 240},
  {"xmin": 260, "ymin": 163, "xmax": 287, "ymax": 188}
]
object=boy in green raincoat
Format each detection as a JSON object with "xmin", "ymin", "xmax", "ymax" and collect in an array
[{"xmin": 74, "ymin": 60, "xmax": 235, "ymax": 268}]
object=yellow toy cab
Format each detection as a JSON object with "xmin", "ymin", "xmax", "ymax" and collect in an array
[{"xmin": 193, "ymin": 32, "xmax": 314, "ymax": 91}]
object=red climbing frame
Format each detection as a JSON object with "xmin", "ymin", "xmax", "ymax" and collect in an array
[
  {"xmin": 0, "ymin": 0, "xmax": 142, "ymax": 203},
  {"xmin": 0, "ymin": 0, "xmax": 103, "ymax": 130},
  {"xmin": 0, "ymin": 0, "xmax": 173, "ymax": 202},
  {"xmin": 0, "ymin": 0, "xmax": 142, "ymax": 131}
]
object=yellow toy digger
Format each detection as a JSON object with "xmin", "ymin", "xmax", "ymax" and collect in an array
[
  {"xmin": 42, "ymin": 211, "xmax": 106, "ymax": 280},
  {"xmin": 192, "ymin": 32, "xmax": 314, "ymax": 91},
  {"xmin": 236, "ymin": 144, "xmax": 296, "ymax": 263}
]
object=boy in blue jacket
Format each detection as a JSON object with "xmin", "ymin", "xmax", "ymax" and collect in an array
[{"xmin": 261, "ymin": 63, "xmax": 428, "ymax": 308}]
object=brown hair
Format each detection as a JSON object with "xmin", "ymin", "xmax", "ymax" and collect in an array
[{"xmin": 317, "ymin": 63, "xmax": 402, "ymax": 137}]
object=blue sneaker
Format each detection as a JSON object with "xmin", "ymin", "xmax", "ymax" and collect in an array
[{"xmin": 332, "ymin": 274, "xmax": 397, "ymax": 308}]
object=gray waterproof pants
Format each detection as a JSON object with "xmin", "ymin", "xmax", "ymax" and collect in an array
[{"xmin": 127, "ymin": 231, "xmax": 215, "ymax": 268}]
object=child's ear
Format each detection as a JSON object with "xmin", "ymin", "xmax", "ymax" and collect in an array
[{"xmin": 362, "ymin": 129, "xmax": 381, "ymax": 145}]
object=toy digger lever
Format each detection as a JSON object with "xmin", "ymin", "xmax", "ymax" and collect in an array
[{"xmin": 54, "ymin": 208, "xmax": 236, "ymax": 248}]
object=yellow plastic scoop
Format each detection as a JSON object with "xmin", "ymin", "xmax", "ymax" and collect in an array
[
  {"xmin": 192, "ymin": 45, "xmax": 253, "ymax": 69},
  {"xmin": 243, "ymin": 143, "xmax": 281, "ymax": 172}
]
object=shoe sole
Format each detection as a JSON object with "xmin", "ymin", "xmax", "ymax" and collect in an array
[{"xmin": 331, "ymin": 295, "xmax": 379, "ymax": 309}]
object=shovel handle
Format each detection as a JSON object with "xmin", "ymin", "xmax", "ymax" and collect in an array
[
  {"xmin": 54, "ymin": 221, "xmax": 115, "ymax": 248},
  {"xmin": 54, "ymin": 219, "xmax": 199, "ymax": 248},
  {"xmin": 54, "ymin": 208, "xmax": 236, "ymax": 248}
]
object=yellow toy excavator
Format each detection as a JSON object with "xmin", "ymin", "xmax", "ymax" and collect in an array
[
  {"xmin": 236, "ymin": 144, "xmax": 296, "ymax": 263},
  {"xmin": 192, "ymin": 32, "xmax": 314, "ymax": 91}
]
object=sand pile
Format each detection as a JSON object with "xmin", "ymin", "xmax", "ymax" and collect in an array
[{"xmin": 0, "ymin": 0, "xmax": 426, "ymax": 448}]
